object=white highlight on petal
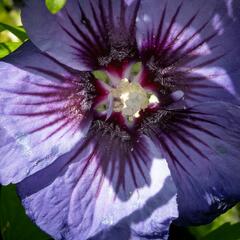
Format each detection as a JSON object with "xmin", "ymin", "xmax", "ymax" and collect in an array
[
  {"xmin": 124, "ymin": 0, "xmax": 136, "ymax": 6},
  {"xmin": 91, "ymin": 157, "xmax": 178, "ymax": 237},
  {"xmin": 212, "ymin": 14, "xmax": 224, "ymax": 35},
  {"xmin": 170, "ymin": 23, "xmax": 211, "ymax": 56},
  {"xmin": 143, "ymin": 14, "xmax": 151, "ymax": 23},
  {"xmin": 225, "ymin": 0, "xmax": 235, "ymax": 19},
  {"xmin": 194, "ymin": 67, "xmax": 236, "ymax": 95}
]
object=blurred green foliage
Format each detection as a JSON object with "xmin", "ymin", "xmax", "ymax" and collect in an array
[
  {"xmin": 190, "ymin": 205, "xmax": 240, "ymax": 240},
  {"xmin": 1, "ymin": 1, "xmax": 240, "ymax": 240},
  {"xmin": 0, "ymin": 22, "xmax": 27, "ymax": 41},
  {"xmin": 0, "ymin": 41, "xmax": 21, "ymax": 58},
  {"xmin": 0, "ymin": 186, "xmax": 51, "ymax": 240},
  {"xmin": 0, "ymin": 0, "xmax": 24, "ymax": 58}
]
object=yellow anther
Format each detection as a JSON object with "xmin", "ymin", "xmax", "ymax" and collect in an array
[{"xmin": 111, "ymin": 78, "xmax": 151, "ymax": 119}]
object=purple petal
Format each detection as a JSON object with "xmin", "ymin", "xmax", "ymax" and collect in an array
[
  {"xmin": 21, "ymin": 0, "xmax": 140, "ymax": 70},
  {"xmin": 0, "ymin": 42, "xmax": 93, "ymax": 185},
  {"xmin": 136, "ymin": 0, "xmax": 240, "ymax": 105},
  {"xmin": 143, "ymin": 101, "xmax": 240, "ymax": 225},
  {"xmin": 17, "ymin": 132, "xmax": 178, "ymax": 240}
]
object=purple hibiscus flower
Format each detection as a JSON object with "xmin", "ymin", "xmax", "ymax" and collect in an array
[{"xmin": 1, "ymin": 0, "xmax": 240, "ymax": 239}]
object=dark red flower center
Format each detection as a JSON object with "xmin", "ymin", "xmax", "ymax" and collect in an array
[{"xmin": 92, "ymin": 62, "xmax": 162, "ymax": 127}]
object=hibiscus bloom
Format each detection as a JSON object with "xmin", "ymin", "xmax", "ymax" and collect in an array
[{"xmin": 1, "ymin": 0, "xmax": 240, "ymax": 239}]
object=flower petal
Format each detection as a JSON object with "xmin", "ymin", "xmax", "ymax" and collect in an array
[
  {"xmin": 143, "ymin": 101, "xmax": 240, "ymax": 225},
  {"xmin": 17, "ymin": 125, "xmax": 178, "ymax": 240},
  {"xmin": 0, "ymin": 42, "xmax": 94, "ymax": 185},
  {"xmin": 136, "ymin": 0, "xmax": 240, "ymax": 105},
  {"xmin": 21, "ymin": 0, "xmax": 140, "ymax": 71}
]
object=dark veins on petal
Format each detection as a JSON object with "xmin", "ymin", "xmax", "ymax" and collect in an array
[
  {"xmin": 25, "ymin": 0, "xmax": 239, "ymax": 202},
  {"xmin": 63, "ymin": 119, "xmax": 153, "ymax": 201},
  {"xmin": 1, "ymin": 52, "xmax": 96, "ymax": 144},
  {"xmin": 61, "ymin": 0, "xmax": 140, "ymax": 69},
  {"xmin": 139, "ymin": 101, "xmax": 240, "ymax": 224},
  {"xmin": 139, "ymin": 108, "xmax": 211, "ymax": 173},
  {"xmin": 138, "ymin": 1, "xmax": 235, "ymax": 106},
  {"xmin": 10, "ymin": 0, "xmax": 240, "ymax": 229}
]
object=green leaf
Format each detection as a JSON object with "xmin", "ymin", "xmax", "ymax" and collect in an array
[
  {"xmin": 0, "ymin": 23, "xmax": 28, "ymax": 42},
  {"xmin": 0, "ymin": 185, "xmax": 51, "ymax": 240},
  {"xmin": 45, "ymin": 0, "xmax": 67, "ymax": 14},
  {"xmin": 201, "ymin": 223, "xmax": 240, "ymax": 240},
  {"xmin": 0, "ymin": 42, "xmax": 22, "ymax": 59},
  {"xmin": 189, "ymin": 205, "xmax": 240, "ymax": 240}
]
